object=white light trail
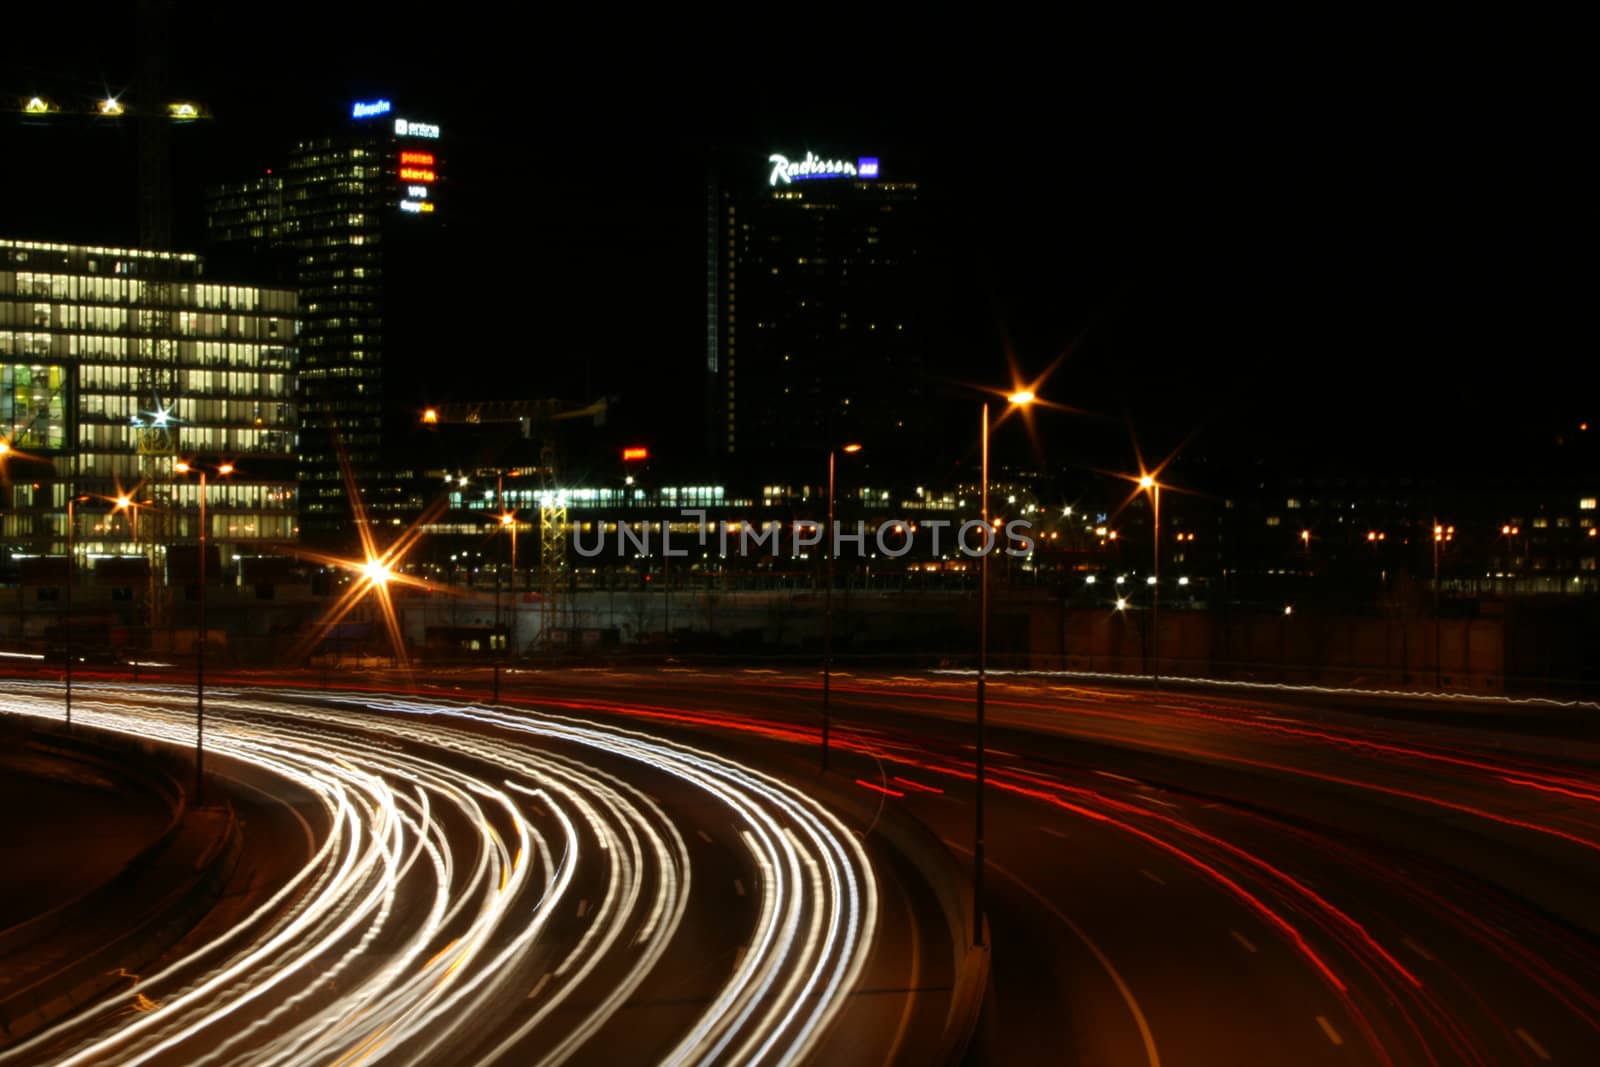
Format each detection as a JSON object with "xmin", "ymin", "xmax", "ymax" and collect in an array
[{"xmin": 0, "ymin": 682, "xmax": 877, "ymax": 1066}]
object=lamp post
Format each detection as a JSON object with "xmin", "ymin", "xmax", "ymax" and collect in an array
[
  {"xmin": 493, "ymin": 474, "xmax": 503, "ymax": 704},
  {"xmin": 1138, "ymin": 474, "xmax": 1161, "ymax": 687},
  {"xmin": 975, "ymin": 390, "xmax": 1034, "ymax": 948},
  {"xmin": 822, "ymin": 442, "xmax": 862, "ymax": 772},
  {"xmin": 175, "ymin": 460, "xmax": 232, "ymax": 804},
  {"xmin": 1432, "ymin": 519, "xmax": 1452, "ymax": 690},
  {"xmin": 500, "ymin": 509, "xmax": 518, "ymax": 674},
  {"xmin": 63, "ymin": 491, "xmax": 87, "ymax": 726},
  {"xmin": 113, "ymin": 493, "xmax": 144, "ymax": 681}
]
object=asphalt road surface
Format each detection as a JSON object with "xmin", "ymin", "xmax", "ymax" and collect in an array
[
  {"xmin": 403, "ymin": 665, "xmax": 1600, "ymax": 1066},
  {"xmin": 0, "ymin": 679, "xmax": 956, "ymax": 1066},
  {"xmin": 7, "ymin": 665, "xmax": 1600, "ymax": 1065}
]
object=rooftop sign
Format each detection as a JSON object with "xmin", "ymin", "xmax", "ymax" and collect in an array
[
  {"xmin": 395, "ymin": 117, "xmax": 440, "ymax": 139},
  {"xmin": 352, "ymin": 99, "xmax": 392, "ymax": 119},
  {"xmin": 767, "ymin": 152, "xmax": 879, "ymax": 186}
]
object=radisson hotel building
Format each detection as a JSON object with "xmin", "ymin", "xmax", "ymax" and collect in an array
[
  {"xmin": 0, "ymin": 237, "xmax": 297, "ymax": 567},
  {"xmin": 206, "ymin": 99, "xmax": 444, "ymax": 544},
  {"xmin": 707, "ymin": 149, "xmax": 926, "ymax": 470}
]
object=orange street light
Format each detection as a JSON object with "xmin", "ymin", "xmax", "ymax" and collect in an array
[
  {"xmin": 973, "ymin": 384, "xmax": 1041, "ymax": 949},
  {"xmin": 824, "ymin": 441, "xmax": 866, "ymax": 770}
]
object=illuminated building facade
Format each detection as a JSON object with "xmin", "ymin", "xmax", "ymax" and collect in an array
[
  {"xmin": 0, "ymin": 237, "xmax": 296, "ymax": 565},
  {"xmin": 206, "ymin": 100, "xmax": 443, "ymax": 544},
  {"xmin": 707, "ymin": 150, "xmax": 925, "ymax": 466}
]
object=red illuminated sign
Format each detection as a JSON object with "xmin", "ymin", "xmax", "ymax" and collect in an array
[
  {"xmin": 398, "ymin": 167, "xmax": 437, "ymax": 183},
  {"xmin": 622, "ymin": 447, "xmax": 649, "ymax": 462},
  {"xmin": 399, "ymin": 150, "xmax": 435, "ymax": 165}
]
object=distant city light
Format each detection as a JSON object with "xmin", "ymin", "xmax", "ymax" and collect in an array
[{"xmin": 622, "ymin": 446, "xmax": 649, "ymax": 462}]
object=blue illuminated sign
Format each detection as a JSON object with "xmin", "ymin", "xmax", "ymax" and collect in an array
[
  {"xmin": 352, "ymin": 99, "xmax": 392, "ymax": 119},
  {"xmin": 857, "ymin": 157, "xmax": 880, "ymax": 178}
]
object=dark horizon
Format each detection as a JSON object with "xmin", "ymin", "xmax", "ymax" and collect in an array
[{"xmin": 2, "ymin": 11, "xmax": 1590, "ymax": 484}]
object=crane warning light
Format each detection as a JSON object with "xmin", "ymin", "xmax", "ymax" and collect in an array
[{"xmin": 622, "ymin": 447, "xmax": 649, "ymax": 462}]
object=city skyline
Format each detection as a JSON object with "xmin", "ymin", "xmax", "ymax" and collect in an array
[{"xmin": 2, "ymin": 15, "xmax": 1589, "ymax": 481}]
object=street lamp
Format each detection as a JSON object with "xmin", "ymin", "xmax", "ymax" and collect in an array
[
  {"xmin": 174, "ymin": 459, "xmax": 233, "ymax": 804},
  {"xmin": 1432, "ymin": 519, "xmax": 1453, "ymax": 689},
  {"xmin": 1137, "ymin": 474, "xmax": 1161, "ymax": 686},
  {"xmin": 822, "ymin": 442, "xmax": 863, "ymax": 772},
  {"xmin": 974, "ymin": 390, "xmax": 1035, "ymax": 948},
  {"xmin": 63, "ymin": 491, "xmax": 90, "ymax": 726}
]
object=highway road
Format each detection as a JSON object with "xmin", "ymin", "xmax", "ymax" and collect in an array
[
  {"xmin": 0, "ymin": 679, "xmax": 947, "ymax": 1066},
  {"xmin": 390, "ymin": 665, "xmax": 1600, "ymax": 1066},
  {"xmin": 6, "ymin": 665, "xmax": 1600, "ymax": 1065}
]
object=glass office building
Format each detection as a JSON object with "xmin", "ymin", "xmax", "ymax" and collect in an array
[
  {"xmin": 0, "ymin": 238, "xmax": 297, "ymax": 566},
  {"xmin": 206, "ymin": 101, "xmax": 445, "ymax": 545}
]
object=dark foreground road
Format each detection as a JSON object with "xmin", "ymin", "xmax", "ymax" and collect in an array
[
  {"xmin": 7, "ymin": 665, "xmax": 1600, "ymax": 1065},
  {"xmin": 398, "ymin": 665, "xmax": 1600, "ymax": 1066}
]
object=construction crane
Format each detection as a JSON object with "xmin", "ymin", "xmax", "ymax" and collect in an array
[{"xmin": 422, "ymin": 397, "xmax": 608, "ymax": 642}]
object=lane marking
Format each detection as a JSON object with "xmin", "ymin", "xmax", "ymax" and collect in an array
[
  {"xmin": 1230, "ymin": 929, "xmax": 1258, "ymax": 954},
  {"xmin": 1515, "ymin": 1027, "xmax": 1551, "ymax": 1062},
  {"xmin": 733, "ymin": 878, "xmax": 745, "ymax": 897},
  {"xmin": 1095, "ymin": 770, "xmax": 1138, "ymax": 784},
  {"xmin": 1400, "ymin": 936, "xmax": 1434, "ymax": 962},
  {"xmin": 1139, "ymin": 869, "xmax": 1166, "ymax": 887},
  {"xmin": 1315, "ymin": 1016, "xmax": 1344, "ymax": 1046},
  {"xmin": 1137, "ymin": 795, "xmax": 1181, "ymax": 810},
  {"xmin": 945, "ymin": 840, "xmax": 1160, "ymax": 1067},
  {"xmin": 697, "ymin": 829, "xmax": 713, "ymax": 845},
  {"xmin": 526, "ymin": 973, "xmax": 552, "ymax": 1000},
  {"xmin": 1039, "ymin": 826, "xmax": 1070, "ymax": 840},
  {"xmin": 576, "ymin": 898, "xmax": 588, "ymax": 918}
]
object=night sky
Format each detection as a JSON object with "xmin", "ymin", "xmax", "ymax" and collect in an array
[{"xmin": 3, "ymin": 8, "xmax": 1590, "ymax": 482}]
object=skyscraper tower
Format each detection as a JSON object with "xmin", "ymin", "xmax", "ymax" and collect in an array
[
  {"xmin": 707, "ymin": 148, "xmax": 926, "ymax": 470},
  {"xmin": 206, "ymin": 99, "xmax": 444, "ymax": 544}
]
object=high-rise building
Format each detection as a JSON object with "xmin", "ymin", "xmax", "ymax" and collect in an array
[
  {"xmin": 206, "ymin": 99, "xmax": 444, "ymax": 544},
  {"xmin": 707, "ymin": 149, "xmax": 926, "ymax": 468},
  {"xmin": 0, "ymin": 237, "xmax": 297, "ymax": 565}
]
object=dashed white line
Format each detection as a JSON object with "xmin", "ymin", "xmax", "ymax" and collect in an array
[
  {"xmin": 1138, "ymin": 869, "xmax": 1166, "ymax": 887},
  {"xmin": 576, "ymin": 898, "xmax": 589, "ymax": 919},
  {"xmin": 1515, "ymin": 1027, "xmax": 1551, "ymax": 1061},
  {"xmin": 526, "ymin": 973, "xmax": 553, "ymax": 1000},
  {"xmin": 1229, "ymin": 930, "xmax": 1258, "ymax": 954},
  {"xmin": 1039, "ymin": 826, "xmax": 1070, "ymax": 840},
  {"xmin": 697, "ymin": 829, "xmax": 713, "ymax": 845},
  {"xmin": 1315, "ymin": 1016, "xmax": 1344, "ymax": 1046},
  {"xmin": 733, "ymin": 879, "xmax": 746, "ymax": 897},
  {"xmin": 1095, "ymin": 771, "xmax": 1138, "ymax": 784}
]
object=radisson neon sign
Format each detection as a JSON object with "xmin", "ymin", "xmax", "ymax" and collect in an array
[
  {"xmin": 767, "ymin": 152, "xmax": 880, "ymax": 186},
  {"xmin": 352, "ymin": 99, "xmax": 392, "ymax": 119}
]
